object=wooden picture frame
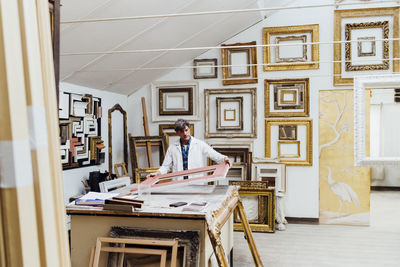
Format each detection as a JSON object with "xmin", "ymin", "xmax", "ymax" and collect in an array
[
  {"xmin": 159, "ymin": 124, "xmax": 194, "ymax": 146},
  {"xmin": 204, "ymin": 88, "xmax": 257, "ymax": 138},
  {"xmin": 114, "ymin": 162, "xmax": 128, "ymax": 177},
  {"xmin": 229, "ymin": 181, "xmax": 275, "ymax": 233},
  {"xmin": 221, "ymin": 41, "xmax": 258, "ymax": 85},
  {"xmin": 128, "ymin": 135, "xmax": 167, "ymax": 170},
  {"xmin": 108, "ymin": 104, "xmax": 128, "ymax": 175},
  {"xmin": 209, "ymin": 147, "xmax": 252, "ymax": 180},
  {"xmin": 333, "ymin": 7, "xmax": 400, "ymax": 85},
  {"xmin": 279, "ymin": 125, "xmax": 297, "ymax": 140},
  {"xmin": 263, "ymin": 24, "xmax": 319, "ymax": 71},
  {"xmin": 151, "ymin": 81, "xmax": 200, "ymax": 122},
  {"xmin": 251, "ymin": 160, "xmax": 286, "ymax": 195},
  {"xmin": 265, "ymin": 119, "xmax": 313, "ymax": 166},
  {"xmin": 265, "ymin": 78, "xmax": 309, "ymax": 117},
  {"xmin": 216, "ymin": 97, "xmax": 243, "ymax": 130},
  {"xmin": 193, "ymin": 58, "xmax": 217, "ymax": 79},
  {"xmin": 109, "ymin": 227, "xmax": 200, "ymax": 267}
]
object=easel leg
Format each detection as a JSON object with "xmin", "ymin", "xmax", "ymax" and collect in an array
[
  {"xmin": 235, "ymin": 199, "xmax": 263, "ymax": 267},
  {"xmin": 206, "ymin": 228, "xmax": 229, "ymax": 267}
]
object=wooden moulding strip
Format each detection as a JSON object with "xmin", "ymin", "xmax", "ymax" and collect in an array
[
  {"xmin": 141, "ymin": 97, "xmax": 154, "ymax": 167},
  {"xmin": 35, "ymin": 0, "xmax": 71, "ymax": 265},
  {"xmin": 130, "ymin": 164, "xmax": 230, "ymax": 192}
]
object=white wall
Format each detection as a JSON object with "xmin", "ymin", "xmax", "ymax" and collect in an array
[
  {"xmin": 127, "ymin": 0, "xmax": 399, "ymax": 217},
  {"xmin": 61, "ymin": 82, "xmax": 128, "ymax": 204}
]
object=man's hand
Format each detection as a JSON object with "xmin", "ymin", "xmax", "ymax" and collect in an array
[
  {"xmin": 224, "ymin": 157, "xmax": 232, "ymax": 168},
  {"xmin": 146, "ymin": 171, "xmax": 160, "ymax": 179}
]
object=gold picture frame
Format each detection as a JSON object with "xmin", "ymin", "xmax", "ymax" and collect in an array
[
  {"xmin": 345, "ymin": 21, "xmax": 389, "ymax": 71},
  {"xmin": 263, "ymin": 24, "xmax": 319, "ymax": 71},
  {"xmin": 278, "ymin": 141, "xmax": 301, "ymax": 158},
  {"xmin": 333, "ymin": 7, "xmax": 400, "ymax": 85},
  {"xmin": 265, "ymin": 119, "xmax": 313, "ymax": 166},
  {"xmin": 221, "ymin": 41, "xmax": 258, "ymax": 85},
  {"xmin": 275, "ymin": 35, "xmax": 307, "ymax": 63},
  {"xmin": 265, "ymin": 78, "xmax": 309, "ymax": 117},
  {"xmin": 229, "ymin": 180, "xmax": 275, "ymax": 233},
  {"xmin": 108, "ymin": 104, "xmax": 128, "ymax": 175}
]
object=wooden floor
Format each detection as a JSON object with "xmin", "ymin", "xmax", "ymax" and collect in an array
[{"xmin": 233, "ymin": 191, "xmax": 400, "ymax": 266}]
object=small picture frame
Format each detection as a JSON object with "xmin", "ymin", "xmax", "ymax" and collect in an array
[
  {"xmin": 193, "ymin": 58, "xmax": 217, "ymax": 79},
  {"xmin": 221, "ymin": 41, "xmax": 258, "ymax": 85},
  {"xmin": 279, "ymin": 125, "xmax": 297, "ymax": 140},
  {"xmin": 216, "ymin": 97, "xmax": 243, "ymax": 130},
  {"xmin": 357, "ymin": 37, "xmax": 376, "ymax": 57},
  {"xmin": 278, "ymin": 141, "xmax": 301, "ymax": 158},
  {"xmin": 275, "ymin": 35, "xmax": 307, "ymax": 63}
]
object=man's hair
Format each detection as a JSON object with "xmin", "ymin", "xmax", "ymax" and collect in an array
[{"xmin": 174, "ymin": 119, "xmax": 190, "ymax": 132}]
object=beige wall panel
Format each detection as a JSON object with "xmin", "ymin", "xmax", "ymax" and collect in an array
[{"xmin": 319, "ymin": 90, "xmax": 370, "ymax": 225}]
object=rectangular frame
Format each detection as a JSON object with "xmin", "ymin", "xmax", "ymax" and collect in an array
[
  {"xmin": 221, "ymin": 41, "xmax": 258, "ymax": 85},
  {"xmin": 193, "ymin": 58, "xmax": 217, "ymax": 79},
  {"xmin": 251, "ymin": 160, "xmax": 286, "ymax": 195},
  {"xmin": 265, "ymin": 78, "xmax": 309, "ymax": 117},
  {"xmin": 204, "ymin": 88, "xmax": 257, "ymax": 138},
  {"xmin": 159, "ymin": 124, "xmax": 194, "ymax": 146},
  {"xmin": 151, "ymin": 81, "xmax": 200, "ymax": 122},
  {"xmin": 159, "ymin": 87, "xmax": 193, "ymax": 115},
  {"xmin": 279, "ymin": 125, "xmax": 297, "ymax": 140},
  {"xmin": 229, "ymin": 181, "xmax": 275, "ymax": 233},
  {"xmin": 333, "ymin": 7, "xmax": 400, "ymax": 85},
  {"xmin": 128, "ymin": 135, "xmax": 167, "ymax": 171},
  {"xmin": 275, "ymin": 35, "xmax": 307, "ymax": 63},
  {"xmin": 216, "ymin": 97, "xmax": 243, "ymax": 130},
  {"xmin": 263, "ymin": 24, "xmax": 319, "ymax": 71},
  {"xmin": 278, "ymin": 140, "xmax": 301, "ymax": 158},
  {"xmin": 265, "ymin": 119, "xmax": 313, "ymax": 166}
]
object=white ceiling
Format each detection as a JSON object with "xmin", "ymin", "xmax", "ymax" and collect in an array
[{"xmin": 60, "ymin": 0, "xmax": 294, "ymax": 95}]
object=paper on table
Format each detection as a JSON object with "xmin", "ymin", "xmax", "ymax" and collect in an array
[{"xmin": 79, "ymin": 191, "xmax": 119, "ymax": 200}]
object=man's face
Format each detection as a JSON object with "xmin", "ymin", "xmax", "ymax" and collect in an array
[{"xmin": 176, "ymin": 125, "xmax": 191, "ymax": 143}]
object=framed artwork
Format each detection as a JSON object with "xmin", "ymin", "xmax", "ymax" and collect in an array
[
  {"xmin": 229, "ymin": 181, "xmax": 275, "ymax": 233},
  {"xmin": 151, "ymin": 81, "xmax": 200, "ymax": 122},
  {"xmin": 216, "ymin": 97, "xmax": 243, "ymax": 130},
  {"xmin": 204, "ymin": 88, "xmax": 257, "ymax": 138},
  {"xmin": 159, "ymin": 124, "xmax": 194, "ymax": 146},
  {"xmin": 264, "ymin": 78, "xmax": 309, "ymax": 117},
  {"xmin": 251, "ymin": 160, "xmax": 286, "ymax": 195},
  {"xmin": 193, "ymin": 58, "xmax": 217, "ymax": 79},
  {"xmin": 333, "ymin": 7, "xmax": 400, "ymax": 85},
  {"xmin": 262, "ymin": 24, "xmax": 319, "ymax": 71},
  {"xmin": 59, "ymin": 91, "xmax": 104, "ymax": 169},
  {"xmin": 221, "ymin": 41, "xmax": 258, "ymax": 85},
  {"xmin": 265, "ymin": 119, "xmax": 313, "ymax": 166}
]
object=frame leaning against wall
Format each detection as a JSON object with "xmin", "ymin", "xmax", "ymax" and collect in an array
[{"xmin": 108, "ymin": 104, "xmax": 128, "ymax": 175}]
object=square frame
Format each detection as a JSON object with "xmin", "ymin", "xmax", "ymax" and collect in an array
[
  {"xmin": 229, "ymin": 181, "xmax": 275, "ymax": 233},
  {"xmin": 221, "ymin": 41, "xmax": 258, "ymax": 85},
  {"xmin": 333, "ymin": 7, "xmax": 400, "ymax": 85},
  {"xmin": 151, "ymin": 81, "xmax": 200, "ymax": 122},
  {"xmin": 265, "ymin": 119, "xmax": 313, "ymax": 166},
  {"xmin": 193, "ymin": 58, "xmax": 217, "ymax": 79},
  {"xmin": 216, "ymin": 97, "xmax": 243, "ymax": 130},
  {"xmin": 265, "ymin": 78, "xmax": 309, "ymax": 117},
  {"xmin": 204, "ymin": 88, "xmax": 257, "ymax": 138},
  {"xmin": 263, "ymin": 24, "xmax": 319, "ymax": 71}
]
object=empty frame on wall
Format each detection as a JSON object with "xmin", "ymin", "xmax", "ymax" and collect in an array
[
  {"xmin": 221, "ymin": 41, "xmax": 258, "ymax": 85},
  {"xmin": 262, "ymin": 24, "xmax": 319, "ymax": 71},
  {"xmin": 265, "ymin": 119, "xmax": 313, "ymax": 166},
  {"xmin": 193, "ymin": 58, "xmax": 217, "ymax": 79},
  {"xmin": 204, "ymin": 88, "xmax": 257, "ymax": 138},
  {"xmin": 264, "ymin": 78, "xmax": 309, "ymax": 117},
  {"xmin": 333, "ymin": 7, "xmax": 400, "ymax": 85},
  {"xmin": 151, "ymin": 81, "xmax": 200, "ymax": 122},
  {"xmin": 59, "ymin": 91, "xmax": 104, "ymax": 169}
]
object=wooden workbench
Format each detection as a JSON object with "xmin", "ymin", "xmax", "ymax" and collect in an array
[{"xmin": 67, "ymin": 185, "xmax": 237, "ymax": 267}]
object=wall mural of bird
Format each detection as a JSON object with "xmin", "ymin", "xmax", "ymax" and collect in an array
[{"xmin": 325, "ymin": 166, "xmax": 360, "ymax": 213}]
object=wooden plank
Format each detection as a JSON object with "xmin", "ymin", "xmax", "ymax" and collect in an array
[{"xmin": 141, "ymin": 97, "xmax": 154, "ymax": 167}]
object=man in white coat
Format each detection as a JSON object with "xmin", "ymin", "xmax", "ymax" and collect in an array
[{"xmin": 148, "ymin": 119, "xmax": 231, "ymax": 179}]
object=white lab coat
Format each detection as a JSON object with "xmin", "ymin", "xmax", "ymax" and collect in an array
[{"xmin": 158, "ymin": 137, "xmax": 226, "ymax": 176}]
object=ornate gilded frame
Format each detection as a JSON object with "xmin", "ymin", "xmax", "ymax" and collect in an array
[
  {"xmin": 265, "ymin": 78, "xmax": 309, "ymax": 117},
  {"xmin": 265, "ymin": 119, "xmax": 313, "ymax": 166},
  {"xmin": 216, "ymin": 97, "xmax": 243, "ymax": 130},
  {"xmin": 159, "ymin": 124, "xmax": 194, "ymax": 146},
  {"xmin": 333, "ymin": 7, "xmax": 400, "ymax": 85},
  {"xmin": 204, "ymin": 88, "xmax": 257, "ymax": 138},
  {"xmin": 345, "ymin": 21, "xmax": 389, "ymax": 71},
  {"xmin": 275, "ymin": 35, "xmax": 307, "ymax": 63},
  {"xmin": 278, "ymin": 141, "xmax": 301, "ymax": 158},
  {"xmin": 263, "ymin": 24, "xmax": 319, "ymax": 71},
  {"xmin": 229, "ymin": 181, "xmax": 275, "ymax": 233},
  {"xmin": 221, "ymin": 41, "xmax": 258, "ymax": 85},
  {"xmin": 108, "ymin": 104, "xmax": 128, "ymax": 175}
]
